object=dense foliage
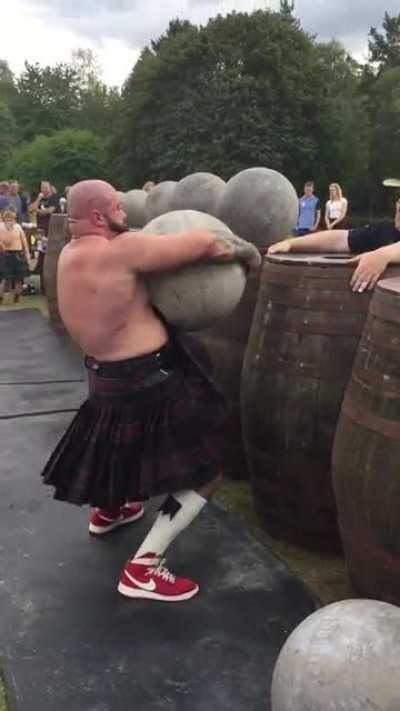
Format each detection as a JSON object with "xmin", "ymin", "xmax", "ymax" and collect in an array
[{"xmin": 0, "ymin": 9, "xmax": 399, "ymax": 213}]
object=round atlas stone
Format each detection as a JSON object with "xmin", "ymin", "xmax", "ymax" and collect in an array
[
  {"xmin": 217, "ymin": 166, "xmax": 298, "ymax": 248},
  {"xmin": 142, "ymin": 210, "xmax": 247, "ymax": 331},
  {"xmin": 122, "ymin": 189, "xmax": 148, "ymax": 228},
  {"xmin": 271, "ymin": 599, "xmax": 400, "ymax": 711},
  {"xmin": 170, "ymin": 173, "xmax": 226, "ymax": 216},
  {"xmin": 145, "ymin": 181, "xmax": 178, "ymax": 221}
]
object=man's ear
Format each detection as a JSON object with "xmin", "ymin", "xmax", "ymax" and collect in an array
[{"xmin": 91, "ymin": 210, "xmax": 105, "ymax": 227}]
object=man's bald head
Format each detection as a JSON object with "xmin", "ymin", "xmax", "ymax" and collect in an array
[
  {"xmin": 68, "ymin": 180, "xmax": 116, "ymax": 220},
  {"xmin": 67, "ymin": 180, "xmax": 128, "ymax": 239}
]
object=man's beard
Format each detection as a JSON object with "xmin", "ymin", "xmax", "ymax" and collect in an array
[{"xmin": 106, "ymin": 216, "xmax": 129, "ymax": 234}]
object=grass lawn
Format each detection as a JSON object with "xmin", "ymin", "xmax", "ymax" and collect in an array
[
  {"xmin": 216, "ymin": 479, "xmax": 349, "ymax": 605},
  {"xmin": 0, "ymin": 678, "xmax": 7, "ymax": 711}
]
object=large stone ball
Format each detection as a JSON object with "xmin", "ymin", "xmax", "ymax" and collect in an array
[
  {"xmin": 142, "ymin": 210, "xmax": 247, "ymax": 331},
  {"xmin": 170, "ymin": 173, "xmax": 226, "ymax": 217},
  {"xmin": 271, "ymin": 599, "xmax": 400, "ymax": 711},
  {"xmin": 122, "ymin": 189, "xmax": 148, "ymax": 228},
  {"xmin": 217, "ymin": 167, "xmax": 298, "ymax": 248},
  {"xmin": 145, "ymin": 181, "xmax": 177, "ymax": 221}
]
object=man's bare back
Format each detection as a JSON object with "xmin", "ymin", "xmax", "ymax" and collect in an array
[{"xmin": 58, "ymin": 234, "xmax": 168, "ymax": 360}]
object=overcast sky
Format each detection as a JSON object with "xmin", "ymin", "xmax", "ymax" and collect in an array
[{"xmin": 3, "ymin": 0, "xmax": 399, "ymax": 87}]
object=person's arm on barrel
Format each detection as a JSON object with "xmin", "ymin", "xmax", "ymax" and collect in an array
[
  {"xmin": 116, "ymin": 229, "xmax": 261, "ymax": 273},
  {"xmin": 268, "ymin": 229, "xmax": 350, "ymax": 255}
]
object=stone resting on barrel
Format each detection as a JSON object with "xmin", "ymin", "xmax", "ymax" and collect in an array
[
  {"xmin": 269, "ymin": 196, "xmax": 400, "ymax": 292},
  {"xmin": 41, "ymin": 179, "xmax": 260, "ymax": 603}
]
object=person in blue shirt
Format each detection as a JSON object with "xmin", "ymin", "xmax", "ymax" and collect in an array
[{"xmin": 295, "ymin": 181, "xmax": 321, "ymax": 236}]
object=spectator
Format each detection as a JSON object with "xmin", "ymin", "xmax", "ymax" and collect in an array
[
  {"xmin": 0, "ymin": 209, "xmax": 31, "ymax": 304},
  {"xmin": 29, "ymin": 181, "xmax": 59, "ymax": 292},
  {"xmin": 295, "ymin": 181, "xmax": 321, "ymax": 235},
  {"xmin": 8, "ymin": 181, "xmax": 23, "ymax": 223},
  {"xmin": 325, "ymin": 183, "xmax": 348, "ymax": 229},
  {"xmin": 59, "ymin": 185, "xmax": 71, "ymax": 214},
  {"xmin": 29, "ymin": 181, "xmax": 59, "ymax": 235},
  {"xmin": 32, "ymin": 229, "xmax": 48, "ymax": 293},
  {"xmin": 18, "ymin": 183, "xmax": 29, "ymax": 223},
  {"xmin": 0, "ymin": 182, "xmax": 10, "ymax": 211}
]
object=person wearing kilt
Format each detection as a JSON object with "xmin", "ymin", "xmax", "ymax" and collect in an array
[
  {"xmin": 0, "ymin": 210, "xmax": 31, "ymax": 304},
  {"xmin": 41, "ymin": 180, "xmax": 260, "ymax": 602}
]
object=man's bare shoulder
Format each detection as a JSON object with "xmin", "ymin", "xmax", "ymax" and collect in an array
[{"xmin": 59, "ymin": 236, "xmax": 111, "ymax": 268}]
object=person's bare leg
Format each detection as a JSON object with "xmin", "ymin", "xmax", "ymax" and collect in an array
[
  {"xmin": 14, "ymin": 279, "xmax": 23, "ymax": 303},
  {"xmin": 2, "ymin": 279, "xmax": 11, "ymax": 304},
  {"xmin": 119, "ymin": 473, "xmax": 223, "ymax": 600},
  {"xmin": 134, "ymin": 472, "xmax": 222, "ymax": 560}
]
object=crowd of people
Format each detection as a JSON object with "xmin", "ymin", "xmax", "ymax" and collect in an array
[
  {"xmin": 0, "ymin": 180, "xmax": 69, "ymax": 303},
  {"xmin": 295, "ymin": 181, "xmax": 348, "ymax": 235}
]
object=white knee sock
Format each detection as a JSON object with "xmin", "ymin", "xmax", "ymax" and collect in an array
[{"xmin": 134, "ymin": 490, "xmax": 207, "ymax": 560}]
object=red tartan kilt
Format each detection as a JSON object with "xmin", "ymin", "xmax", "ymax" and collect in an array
[{"xmin": 41, "ymin": 348, "xmax": 226, "ymax": 509}]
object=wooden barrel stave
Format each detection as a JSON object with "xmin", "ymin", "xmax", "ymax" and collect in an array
[
  {"xmin": 43, "ymin": 214, "xmax": 68, "ymax": 325},
  {"xmin": 241, "ymin": 253, "xmax": 398, "ymax": 552},
  {"xmin": 333, "ymin": 278, "xmax": 400, "ymax": 602}
]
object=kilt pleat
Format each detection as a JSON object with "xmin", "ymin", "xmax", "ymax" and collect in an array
[{"xmin": 41, "ymin": 340, "xmax": 225, "ymax": 509}]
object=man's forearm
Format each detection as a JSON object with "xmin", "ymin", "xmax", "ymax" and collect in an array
[{"xmin": 289, "ymin": 229, "xmax": 349, "ymax": 253}]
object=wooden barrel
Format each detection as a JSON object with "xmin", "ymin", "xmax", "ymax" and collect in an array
[
  {"xmin": 196, "ymin": 263, "xmax": 263, "ymax": 479},
  {"xmin": 242, "ymin": 253, "xmax": 379, "ymax": 551},
  {"xmin": 43, "ymin": 214, "xmax": 69, "ymax": 324},
  {"xmin": 333, "ymin": 277, "xmax": 400, "ymax": 603}
]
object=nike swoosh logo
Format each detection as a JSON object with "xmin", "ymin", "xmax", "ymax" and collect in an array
[{"xmin": 125, "ymin": 570, "xmax": 156, "ymax": 592}]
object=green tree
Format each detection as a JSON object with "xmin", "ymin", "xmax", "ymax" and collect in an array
[
  {"xmin": 0, "ymin": 59, "xmax": 18, "ymax": 112},
  {"xmin": 0, "ymin": 101, "xmax": 17, "ymax": 169},
  {"xmin": 369, "ymin": 11, "xmax": 400, "ymax": 72},
  {"xmin": 14, "ymin": 62, "xmax": 81, "ymax": 142},
  {"xmin": 6, "ymin": 129, "xmax": 107, "ymax": 191},
  {"xmin": 71, "ymin": 48, "xmax": 123, "ymax": 138},
  {"xmin": 311, "ymin": 41, "xmax": 370, "ymax": 208},
  {"xmin": 369, "ymin": 68, "xmax": 400, "ymax": 188},
  {"xmin": 72, "ymin": 48, "xmax": 102, "ymax": 91},
  {"xmin": 279, "ymin": 0, "xmax": 298, "ymax": 26},
  {"xmin": 115, "ymin": 11, "xmax": 325, "ymax": 188}
]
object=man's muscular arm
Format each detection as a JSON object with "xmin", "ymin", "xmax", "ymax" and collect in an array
[{"xmin": 116, "ymin": 229, "xmax": 261, "ymax": 273}]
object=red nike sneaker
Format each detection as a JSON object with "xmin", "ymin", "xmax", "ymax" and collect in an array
[
  {"xmin": 89, "ymin": 503, "xmax": 144, "ymax": 535},
  {"xmin": 118, "ymin": 554, "xmax": 199, "ymax": 602}
]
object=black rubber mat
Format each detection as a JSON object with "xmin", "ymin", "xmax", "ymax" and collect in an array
[
  {"xmin": 0, "ymin": 309, "xmax": 316, "ymax": 711},
  {"xmin": 0, "ymin": 382, "xmax": 87, "ymax": 418},
  {"xmin": 0, "ymin": 309, "xmax": 84, "ymax": 383}
]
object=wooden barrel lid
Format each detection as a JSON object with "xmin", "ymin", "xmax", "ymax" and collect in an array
[
  {"xmin": 370, "ymin": 276, "xmax": 400, "ymax": 321},
  {"xmin": 376, "ymin": 276, "xmax": 400, "ymax": 295}
]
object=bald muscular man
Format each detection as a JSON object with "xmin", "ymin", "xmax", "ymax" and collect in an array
[
  {"xmin": 41, "ymin": 180, "xmax": 260, "ymax": 602},
  {"xmin": 269, "ymin": 196, "xmax": 400, "ymax": 292}
]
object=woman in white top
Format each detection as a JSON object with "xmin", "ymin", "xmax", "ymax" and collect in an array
[{"xmin": 325, "ymin": 183, "xmax": 348, "ymax": 229}]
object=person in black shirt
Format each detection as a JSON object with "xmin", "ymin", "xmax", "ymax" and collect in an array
[
  {"xmin": 29, "ymin": 181, "xmax": 59, "ymax": 292},
  {"xmin": 29, "ymin": 181, "xmax": 59, "ymax": 235},
  {"xmin": 268, "ymin": 197, "xmax": 400, "ymax": 292}
]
